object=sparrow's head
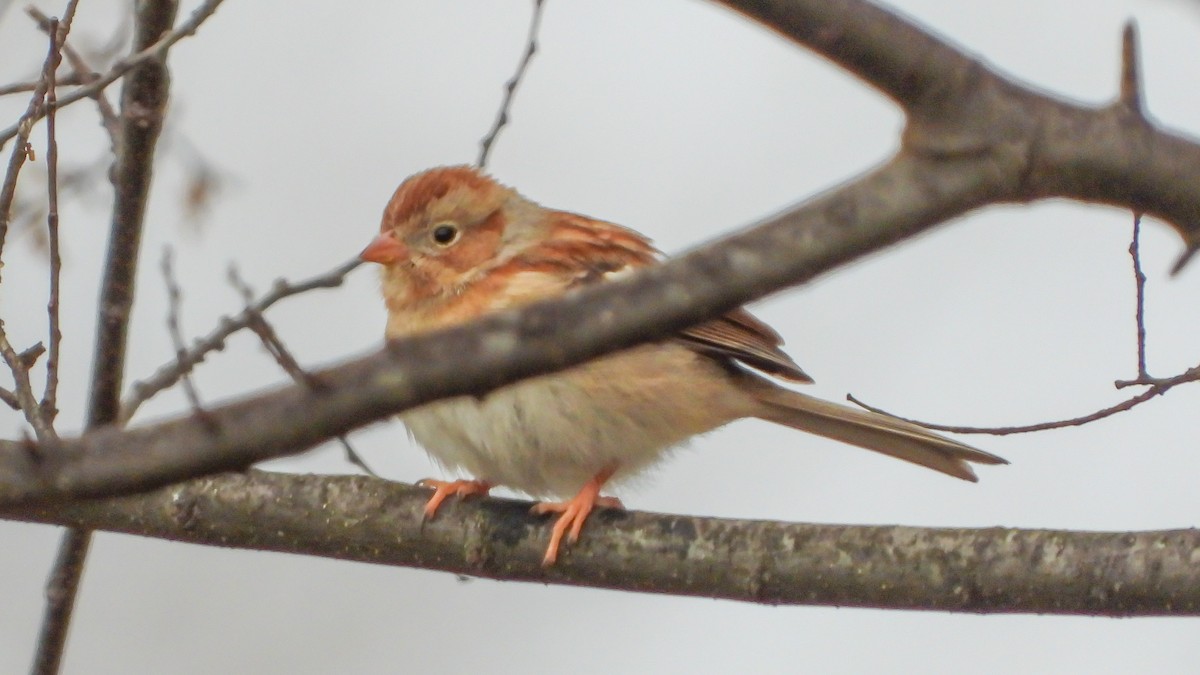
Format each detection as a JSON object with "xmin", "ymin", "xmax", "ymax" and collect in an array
[
  {"xmin": 363, "ymin": 166, "xmax": 658, "ymax": 337},
  {"xmin": 361, "ymin": 166, "xmax": 545, "ymax": 301}
]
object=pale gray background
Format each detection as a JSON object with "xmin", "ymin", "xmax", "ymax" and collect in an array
[{"xmin": 2, "ymin": 1, "xmax": 1199, "ymax": 673}]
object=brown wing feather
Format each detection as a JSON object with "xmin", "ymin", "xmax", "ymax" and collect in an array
[
  {"xmin": 523, "ymin": 211, "xmax": 813, "ymax": 383},
  {"xmin": 678, "ymin": 309, "xmax": 813, "ymax": 383}
]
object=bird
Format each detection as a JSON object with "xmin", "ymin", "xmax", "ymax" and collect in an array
[{"xmin": 360, "ymin": 165, "xmax": 1006, "ymax": 565}]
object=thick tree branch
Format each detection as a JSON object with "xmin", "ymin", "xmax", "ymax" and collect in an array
[
  {"xmin": 5, "ymin": 470, "xmax": 1198, "ymax": 616},
  {"xmin": 88, "ymin": 0, "xmax": 178, "ymax": 428},
  {"xmin": 718, "ymin": 0, "xmax": 1200, "ymax": 255},
  {"xmin": 0, "ymin": 90, "xmax": 1199, "ymax": 503}
]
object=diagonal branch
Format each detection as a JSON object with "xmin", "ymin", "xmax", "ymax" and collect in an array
[
  {"xmin": 3, "ymin": 0, "xmax": 1200, "ymax": 621},
  {"xmin": 5, "ymin": 0, "xmax": 1199, "ymax": 509},
  {"xmin": 718, "ymin": 1, "xmax": 1200, "ymax": 257},
  {"xmin": 0, "ymin": 151, "xmax": 1014, "ymax": 506},
  {"xmin": 477, "ymin": 0, "xmax": 545, "ymax": 168}
]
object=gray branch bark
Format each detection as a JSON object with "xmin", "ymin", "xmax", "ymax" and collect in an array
[{"xmin": 6, "ymin": 470, "xmax": 1198, "ymax": 616}]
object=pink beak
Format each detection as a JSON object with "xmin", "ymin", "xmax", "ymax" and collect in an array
[{"xmin": 360, "ymin": 232, "xmax": 406, "ymax": 264}]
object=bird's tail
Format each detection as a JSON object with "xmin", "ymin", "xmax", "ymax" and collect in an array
[{"xmin": 748, "ymin": 383, "xmax": 1007, "ymax": 481}]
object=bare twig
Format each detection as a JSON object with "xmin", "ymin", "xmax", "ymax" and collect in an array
[
  {"xmin": 226, "ymin": 266, "xmax": 323, "ymax": 390},
  {"xmin": 0, "ymin": 73, "xmax": 86, "ymax": 96},
  {"xmin": 0, "ymin": 0, "xmax": 226, "ymax": 150},
  {"xmin": 0, "ymin": 327, "xmax": 54, "ymax": 440},
  {"xmin": 0, "ymin": 7, "xmax": 71, "ymax": 444},
  {"xmin": 227, "ymin": 265, "xmax": 377, "ymax": 476},
  {"xmin": 1117, "ymin": 24, "xmax": 1151, "ymax": 382},
  {"xmin": 28, "ymin": 6, "xmax": 121, "ymax": 146},
  {"xmin": 846, "ymin": 366, "xmax": 1200, "ymax": 435},
  {"xmin": 846, "ymin": 209, "xmax": 1200, "ymax": 435},
  {"xmin": 18, "ymin": 342, "xmax": 46, "ymax": 368},
  {"xmin": 1129, "ymin": 215, "xmax": 1149, "ymax": 381},
  {"xmin": 161, "ymin": 248, "xmax": 207, "ymax": 414},
  {"xmin": 0, "ymin": 1, "xmax": 77, "ymax": 281},
  {"xmin": 41, "ymin": 18, "xmax": 64, "ymax": 428},
  {"xmin": 477, "ymin": 0, "xmax": 545, "ymax": 168},
  {"xmin": 119, "ymin": 257, "xmax": 362, "ymax": 423},
  {"xmin": 17, "ymin": 18, "xmax": 72, "ymax": 674}
]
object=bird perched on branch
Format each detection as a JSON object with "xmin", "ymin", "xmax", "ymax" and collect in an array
[{"xmin": 360, "ymin": 165, "xmax": 1005, "ymax": 565}]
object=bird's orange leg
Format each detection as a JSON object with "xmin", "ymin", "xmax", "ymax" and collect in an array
[
  {"xmin": 416, "ymin": 478, "xmax": 492, "ymax": 519},
  {"xmin": 530, "ymin": 465, "xmax": 623, "ymax": 566}
]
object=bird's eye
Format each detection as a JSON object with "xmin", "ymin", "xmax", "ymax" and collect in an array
[{"xmin": 430, "ymin": 223, "xmax": 459, "ymax": 246}]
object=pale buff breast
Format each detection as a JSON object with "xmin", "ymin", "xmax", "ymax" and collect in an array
[{"xmin": 400, "ymin": 343, "xmax": 758, "ymax": 498}]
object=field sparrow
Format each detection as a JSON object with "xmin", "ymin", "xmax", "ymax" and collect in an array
[{"xmin": 361, "ymin": 166, "xmax": 1006, "ymax": 565}]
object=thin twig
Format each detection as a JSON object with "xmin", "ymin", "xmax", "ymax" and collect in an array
[
  {"xmin": 119, "ymin": 257, "xmax": 362, "ymax": 423},
  {"xmin": 0, "ymin": 326, "xmax": 54, "ymax": 439},
  {"xmin": 0, "ymin": 73, "xmax": 86, "ymax": 96},
  {"xmin": 1116, "ymin": 23, "xmax": 1151, "ymax": 382},
  {"xmin": 843, "ymin": 28, "xmax": 1181, "ymax": 437},
  {"xmin": 477, "ymin": 0, "xmax": 545, "ymax": 168},
  {"xmin": 847, "ymin": 365, "xmax": 1200, "ymax": 435},
  {"xmin": 0, "ymin": 7, "xmax": 71, "ymax": 444},
  {"xmin": 41, "ymin": 18, "xmax": 64, "ymax": 428},
  {"xmin": 226, "ymin": 266, "xmax": 323, "ymax": 389},
  {"xmin": 0, "ymin": 0, "xmax": 226, "ymax": 150},
  {"xmin": 846, "ymin": 27, "xmax": 1169, "ymax": 438},
  {"xmin": 227, "ymin": 264, "xmax": 377, "ymax": 476},
  {"xmin": 161, "ymin": 248, "xmax": 207, "ymax": 414},
  {"xmin": 1129, "ymin": 214, "xmax": 1149, "ymax": 381},
  {"xmin": 28, "ymin": 6, "xmax": 121, "ymax": 146},
  {"xmin": 0, "ymin": 1, "xmax": 77, "ymax": 279}
]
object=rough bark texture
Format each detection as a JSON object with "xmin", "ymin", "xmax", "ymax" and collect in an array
[{"xmin": 7, "ymin": 471, "xmax": 1200, "ymax": 616}]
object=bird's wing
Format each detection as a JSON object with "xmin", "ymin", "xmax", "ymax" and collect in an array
[{"xmin": 511, "ymin": 211, "xmax": 813, "ymax": 383}]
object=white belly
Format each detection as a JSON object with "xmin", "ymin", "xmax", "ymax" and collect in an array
[{"xmin": 400, "ymin": 344, "xmax": 755, "ymax": 498}]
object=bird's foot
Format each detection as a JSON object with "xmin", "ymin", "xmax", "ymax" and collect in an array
[
  {"xmin": 530, "ymin": 467, "xmax": 622, "ymax": 566},
  {"xmin": 416, "ymin": 478, "xmax": 492, "ymax": 519}
]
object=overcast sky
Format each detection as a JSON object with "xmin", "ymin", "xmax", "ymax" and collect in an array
[{"xmin": 3, "ymin": 1, "xmax": 1200, "ymax": 673}]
